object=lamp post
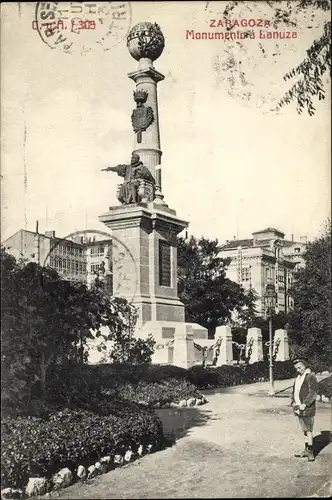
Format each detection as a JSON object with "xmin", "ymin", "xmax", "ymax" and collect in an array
[{"xmin": 264, "ymin": 283, "xmax": 277, "ymax": 396}]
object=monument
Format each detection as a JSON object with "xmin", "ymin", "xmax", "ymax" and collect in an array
[{"xmin": 99, "ymin": 22, "xmax": 204, "ymax": 365}]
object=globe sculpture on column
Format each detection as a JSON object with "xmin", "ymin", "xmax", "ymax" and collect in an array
[
  {"xmin": 127, "ymin": 22, "xmax": 165, "ymax": 62},
  {"xmin": 99, "ymin": 22, "xmax": 207, "ymax": 367}
]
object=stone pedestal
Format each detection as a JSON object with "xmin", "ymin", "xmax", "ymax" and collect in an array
[
  {"xmin": 173, "ymin": 323, "xmax": 196, "ymax": 369},
  {"xmin": 99, "ymin": 202, "xmax": 188, "ymax": 336},
  {"xmin": 247, "ymin": 327, "xmax": 263, "ymax": 363},
  {"xmin": 274, "ymin": 329, "xmax": 289, "ymax": 361},
  {"xmin": 215, "ymin": 325, "xmax": 233, "ymax": 365}
]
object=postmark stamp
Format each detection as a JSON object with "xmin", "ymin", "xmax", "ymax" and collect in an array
[
  {"xmin": 33, "ymin": 2, "xmax": 132, "ymax": 54},
  {"xmin": 41, "ymin": 229, "xmax": 138, "ymax": 303}
]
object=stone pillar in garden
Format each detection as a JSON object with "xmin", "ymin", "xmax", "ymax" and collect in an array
[
  {"xmin": 173, "ymin": 323, "xmax": 196, "ymax": 369},
  {"xmin": 214, "ymin": 325, "xmax": 233, "ymax": 365},
  {"xmin": 274, "ymin": 329, "xmax": 289, "ymax": 361},
  {"xmin": 246, "ymin": 327, "xmax": 263, "ymax": 363}
]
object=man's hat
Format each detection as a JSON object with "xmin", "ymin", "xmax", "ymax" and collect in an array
[{"xmin": 292, "ymin": 356, "xmax": 309, "ymax": 365}]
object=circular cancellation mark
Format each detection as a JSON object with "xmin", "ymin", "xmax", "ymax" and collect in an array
[
  {"xmin": 41, "ymin": 229, "xmax": 138, "ymax": 304},
  {"xmin": 34, "ymin": 2, "xmax": 132, "ymax": 54}
]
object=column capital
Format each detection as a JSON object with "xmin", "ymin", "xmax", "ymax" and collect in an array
[
  {"xmin": 128, "ymin": 66, "xmax": 165, "ymax": 83},
  {"xmin": 99, "ymin": 205, "xmax": 152, "ymax": 231}
]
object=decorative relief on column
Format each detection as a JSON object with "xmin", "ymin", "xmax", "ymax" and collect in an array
[
  {"xmin": 159, "ymin": 240, "xmax": 171, "ymax": 287},
  {"xmin": 131, "ymin": 90, "xmax": 154, "ymax": 144}
]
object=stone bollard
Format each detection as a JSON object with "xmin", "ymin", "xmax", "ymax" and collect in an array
[
  {"xmin": 274, "ymin": 329, "xmax": 289, "ymax": 361},
  {"xmin": 214, "ymin": 325, "xmax": 233, "ymax": 365},
  {"xmin": 246, "ymin": 328, "xmax": 263, "ymax": 363},
  {"xmin": 173, "ymin": 323, "xmax": 196, "ymax": 368}
]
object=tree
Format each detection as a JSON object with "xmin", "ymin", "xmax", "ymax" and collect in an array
[
  {"xmin": 0, "ymin": 249, "xmax": 133, "ymax": 411},
  {"xmin": 105, "ymin": 302, "xmax": 156, "ymax": 364},
  {"xmin": 233, "ymin": 287, "xmax": 259, "ymax": 327},
  {"xmin": 276, "ymin": 0, "xmax": 331, "ymax": 116},
  {"xmin": 177, "ymin": 236, "xmax": 256, "ymax": 337},
  {"xmin": 287, "ymin": 219, "xmax": 331, "ymax": 364},
  {"xmin": 208, "ymin": 0, "xmax": 331, "ymax": 115}
]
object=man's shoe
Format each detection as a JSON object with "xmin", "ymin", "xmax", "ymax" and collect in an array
[
  {"xmin": 294, "ymin": 449, "xmax": 308, "ymax": 458},
  {"xmin": 307, "ymin": 449, "xmax": 315, "ymax": 462}
]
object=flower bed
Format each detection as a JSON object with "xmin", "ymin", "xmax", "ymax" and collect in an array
[{"xmin": 1, "ymin": 402, "xmax": 164, "ymax": 491}]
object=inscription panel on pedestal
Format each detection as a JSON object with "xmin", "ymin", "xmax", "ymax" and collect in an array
[{"xmin": 159, "ymin": 240, "xmax": 171, "ymax": 287}]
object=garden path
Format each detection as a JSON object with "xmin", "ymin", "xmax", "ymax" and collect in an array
[{"xmin": 44, "ymin": 378, "xmax": 332, "ymax": 499}]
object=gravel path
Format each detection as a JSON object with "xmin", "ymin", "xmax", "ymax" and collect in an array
[{"xmin": 44, "ymin": 379, "xmax": 332, "ymax": 499}]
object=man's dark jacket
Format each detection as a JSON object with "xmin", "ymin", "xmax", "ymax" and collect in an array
[{"xmin": 291, "ymin": 371, "xmax": 318, "ymax": 417}]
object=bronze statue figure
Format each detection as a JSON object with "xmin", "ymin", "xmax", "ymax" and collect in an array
[{"xmin": 102, "ymin": 153, "xmax": 155, "ymax": 204}]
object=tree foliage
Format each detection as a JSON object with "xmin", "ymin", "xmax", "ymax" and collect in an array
[
  {"xmin": 0, "ymin": 249, "xmax": 143, "ymax": 412},
  {"xmin": 104, "ymin": 303, "xmax": 156, "ymax": 364},
  {"xmin": 214, "ymin": 0, "xmax": 331, "ymax": 115},
  {"xmin": 276, "ymin": 7, "xmax": 331, "ymax": 115},
  {"xmin": 177, "ymin": 236, "xmax": 257, "ymax": 337},
  {"xmin": 232, "ymin": 287, "xmax": 259, "ymax": 328},
  {"xmin": 287, "ymin": 219, "xmax": 332, "ymax": 363}
]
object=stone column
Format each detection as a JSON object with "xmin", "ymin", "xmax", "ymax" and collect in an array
[
  {"xmin": 173, "ymin": 324, "xmax": 196, "ymax": 369},
  {"xmin": 128, "ymin": 61, "xmax": 165, "ymax": 204},
  {"xmin": 215, "ymin": 325, "xmax": 233, "ymax": 365},
  {"xmin": 246, "ymin": 327, "xmax": 263, "ymax": 363},
  {"xmin": 274, "ymin": 329, "xmax": 289, "ymax": 361}
]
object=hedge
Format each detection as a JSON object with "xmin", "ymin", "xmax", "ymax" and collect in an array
[
  {"xmin": 317, "ymin": 376, "xmax": 332, "ymax": 398},
  {"xmin": 41, "ymin": 360, "xmax": 328, "ymax": 408},
  {"xmin": 184, "ymin": 361, "xmax": 295, "ymax": 389},
  {"xmin": 1, "ymin": 401, "xmax": 164, "ymax": 490},
  {"xmin": 111, "ymin": 378, "xmax": 202, "ymax": 406},
  {"xmin": 69, "ymin": 361, "xmax": 295, "ymax": 393},
  {"xmin": 43, "ymin": 364, "xmax": 202, "ymax": 412}
]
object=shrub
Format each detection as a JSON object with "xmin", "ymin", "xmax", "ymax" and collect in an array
[
  {"xmin": 186, "ymin": 365, "xmax": 246, "ymax": 388},
  {"xmin": 1, "ymin": 403, "xmax": 164, "ymax": 490},
  {"xmin": 270, "ymin": 360, "xmax": 295, "ymax": 380},
  {"xmin": 87, "ymin": 363, "xmax": 189, "ymax": 385},
  {"xmin": 45, "ymin": 361, "xmax": 296, "ymax": 404},
  {"xmin": 317, "ymin": 376, "xmax": 332, "ymax": 398},
  {"xmin": 109, "ymin": 335, "xmax": 156, "ymax": 365},
  {"xmin": 308, "ymin": 357, "xmax": 332, "ymax": 374},
  {"xmin": 114, "ymin": 378, "xmax": 202, "ymax": 406},
  {"xmin": 185, "ymin": 361, "xmax": 295, "ymax": 390}
]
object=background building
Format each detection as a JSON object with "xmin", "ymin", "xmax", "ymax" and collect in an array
[
  {"xmin": 2, "ymin": 228, "xmax": 112, "ymax": 292},
  {"xmin": 3, "ymin": 225, "xmax": 308, "ymax": 312},
  {"xmin": 85, "ymin": 238, "xmax": 113, "ymax": 294},
  {"xmin": 220, "ymin": 228, "xmax": 308, "ymax": 316}
]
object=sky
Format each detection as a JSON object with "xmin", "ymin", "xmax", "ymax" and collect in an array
[{"xmin": 1, "ymin": 1, "xmax": 331, "ymax": 245}]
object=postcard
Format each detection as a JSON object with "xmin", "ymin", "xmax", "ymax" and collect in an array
[{"xmin": 1, "ymin": 2, "xmax": 331, "ymax": 499}]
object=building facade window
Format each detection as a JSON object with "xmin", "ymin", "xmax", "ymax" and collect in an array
[
  {"xmin": 91, "ymin": 263, "xmax": 101, "ymax": 274},
  {"xmin": 241, "ymin": 267, "xmax": 251, "ymax": 282},
  {"xmin": 90, "ymin": 245, "xmax": 105, "ymax": 257}
]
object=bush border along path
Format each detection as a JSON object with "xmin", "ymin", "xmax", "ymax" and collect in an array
[
  {"xmin": 2, "ymin": 362, "xmax": 330, "ymax": 498},
  {"xmin": 1, "ymin": 402, "xmax": 164, "ymax": 498}
]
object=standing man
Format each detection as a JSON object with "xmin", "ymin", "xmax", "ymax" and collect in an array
[{"xmin": 290, "ymin": 357, "xmax": 318, "ymax": 462}]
